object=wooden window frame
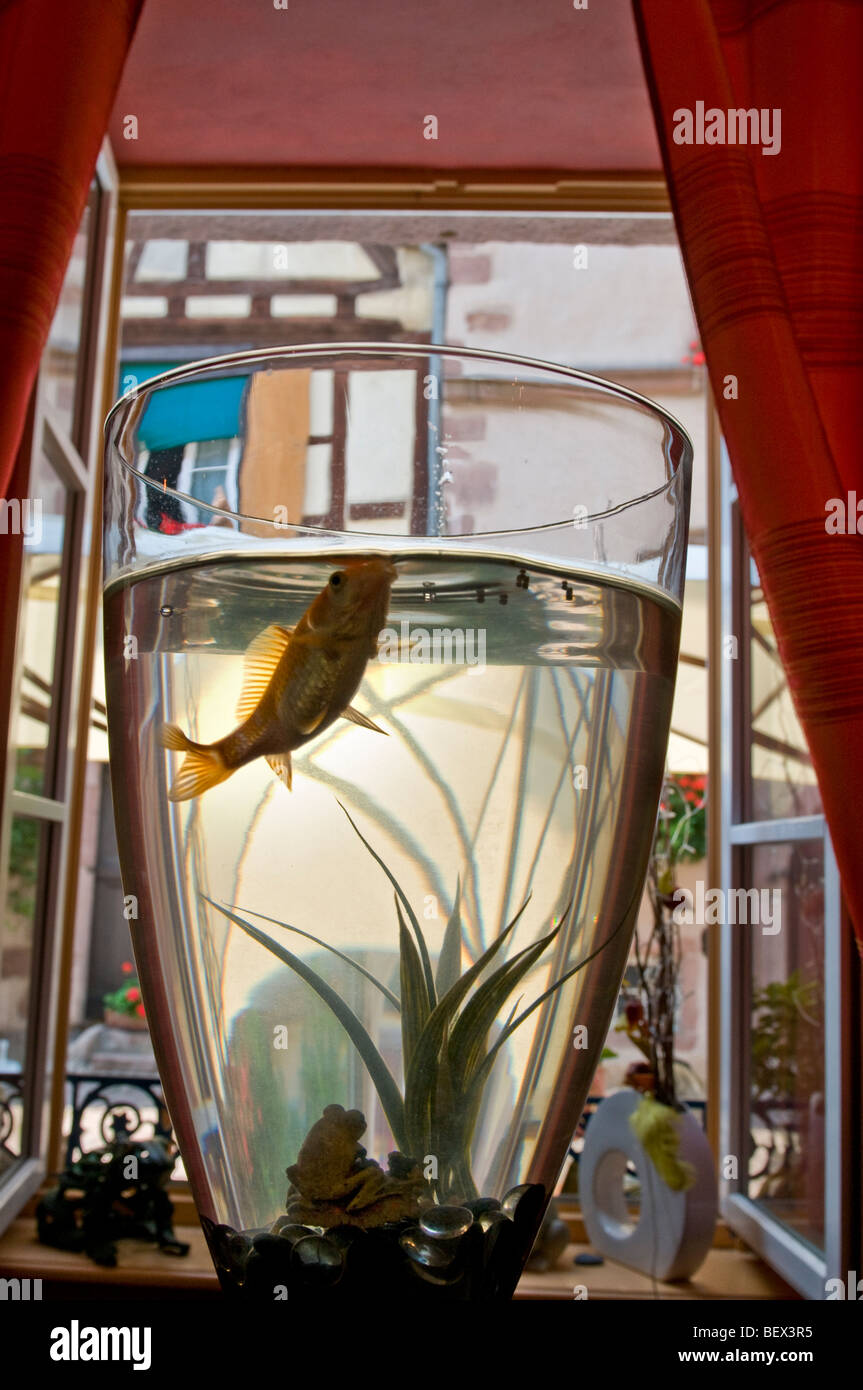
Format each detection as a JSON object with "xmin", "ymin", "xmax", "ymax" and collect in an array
[
  {"xmin": 0, "ymin": 142, "xmax": 120, "ymax": 1230},
  {"xmin": 717, "ymin": 440, "xmax": 859, "ymax": 1297},
  {"xmin": 24, "ymin": 167, "xmax": 732, "ymax": 1231},
  {"xmin": 12, "ymin": 160, "xmax": 857, "ymax": 1298}
]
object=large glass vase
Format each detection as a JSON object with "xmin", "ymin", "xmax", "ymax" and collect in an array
[{"xmin": 102, "ymin": 343, "xmax": 692, "ymax": 1301}]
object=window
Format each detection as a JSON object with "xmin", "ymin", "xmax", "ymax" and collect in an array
[
  {"xmin": 0, "ymin": 149, "xmax": 117, "ymax": 1228},
  {"xmin": 66, "ymin": 206, "xmax": 711, "ymax": 1199},
  {"xmin": 719, "ymin": 449, "xmax": 853, "ymax": 1297}
]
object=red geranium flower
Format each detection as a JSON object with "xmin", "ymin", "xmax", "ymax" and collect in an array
[
  {"xmin": 135, "ymin": 1003, "xmax": 146, "ymax": 1019},
  {"xmin": 121, "ymin": 961, "xmax": 133, "ymax": 974},
  {"xmin": 126, "ymin": 986, "xmax": 140, "ymax": 1004},
  {"xmin": 625, "ymin": 999, "xmax": 643, "ymax": 1027}
]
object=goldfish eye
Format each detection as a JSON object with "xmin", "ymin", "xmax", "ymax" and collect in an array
[{"xmin": 329, "ymin": 571, "xmax": 345, "ymax": 590}]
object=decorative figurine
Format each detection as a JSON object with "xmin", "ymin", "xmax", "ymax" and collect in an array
[{"xmin": 36, "ymin": 1112, "xmax": 189, "ymax": 1267}]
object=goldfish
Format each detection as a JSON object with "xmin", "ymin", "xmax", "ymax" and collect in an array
[{"xmin": 160, "ymin": 557, "xmax": 397, "ymax": 800}]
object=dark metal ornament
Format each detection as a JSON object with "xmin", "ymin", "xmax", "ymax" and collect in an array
[{"xmin": 36, "ymin": 1112, "xmax": 190, "ymax": 1267}]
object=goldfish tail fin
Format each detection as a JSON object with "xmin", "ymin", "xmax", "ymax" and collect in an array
[
  {"xmin": 160, "ymin": 724, "xmax": 231, "ymax": 801},
  {"xmin": 159, "ymin": 723, "xmax": 191, "ymax": 752}
]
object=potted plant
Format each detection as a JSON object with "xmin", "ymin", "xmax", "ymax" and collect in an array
[
  {"xmin": 103, "ymin": 962, "xmax": 148, "ymax": 1031},
  {"xmin": 750, "ymin": 969, "xmax": 824, "ymax": 1223},
  {"xmin": 201, "ymin": 806, "xmax": 630, "ymax": 1298},
  {"xmin": 579, "ymin": 774, "xmax": 717, "ymax": 1281}
]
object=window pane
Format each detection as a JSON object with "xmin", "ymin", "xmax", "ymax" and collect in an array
[
  {"xmin": 303, "ymin": 443, "xmax": 332, "ymax": 518},
  {"xmin": 185, "ymin": 437, "xmax": 238, "ymax": 523},
  {"xmin": 42, "ymin": 189, "xmax": 94, "ymax": 438},
  {"xmin": 106, "ymin": 210, "xmax": 710, "ymax": 1186},
  {"xmin": 750, "ymin": 579, "xmax": 821, "ymax": 820},
  {"xmin": 134, "ymin": 238, "xmax": 188, "ymax": 281},
  {"xmin": 308, "ymin": 369, "xmax": 334, "ymax": 436},
  {"xmin": 345, "ymin": 369, "xmax": 416, "ymax": 506},
  {"xmin": 206, "ymin": 241, "xmax": 380, "ymax": 280},
  {"xmin": 1, "ymin": 816, "xmax": 51, "ymax": 1167},
  {"xmin": 748, "ymin": 838, "xmax": 825, "ymax": 1251},
  {"xmin": 448, "ymin": 240, "xmax": 693, "ymax": 368},
  {"xmin": 12, "ymin": 447, "xmax": 69, "ymax": 798}
]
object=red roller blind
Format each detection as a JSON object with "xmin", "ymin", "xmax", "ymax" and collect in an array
[{"xmin": 633, "ymin": 0, "xmax": 863, "ymax": 947}]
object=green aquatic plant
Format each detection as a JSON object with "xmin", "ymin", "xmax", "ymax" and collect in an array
[{"xmin": 204, "ymin": 804, "xmax": 620, "ymax": 1201}]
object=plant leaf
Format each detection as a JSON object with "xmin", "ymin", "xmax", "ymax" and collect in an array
[
  {"xmin": 445, "ymin": 994, "xmax": 525, "ymax": 1181},
  {"xmin": 431, "ymin": 1026, "xmax": 455, "ymax": 1194},
  {"xmin": 241, "ymin": 906, "xmax": 400, "ymax": 1011},
  {"xmin": 338, "ymin": 800, "xmax": 436, "ymax": 1005},
  {"xmin": 435, "ymin": 877, "xmax": 462, "ymax": 999},
  {"xmin": 396, "ymin": 895, "xmax": 430, "ymax": 1073},
  {"xmin": 447, "ymin": 922, "xmax": 563, "ymax": 1095},
  {"xmin": 403, "ymin": 894, "xmax": 531, "ymax": 1157},
  {"xmin": 203, "ymin": 896, "xmax": 407, "ymax": 1150},
  {"xmin": 449, "ymin": 898, "xmax": 572, "ymax": 1098},
  {"xmin": 465, "ymin": 905, "xmax": 633, "ymax": 1111}
]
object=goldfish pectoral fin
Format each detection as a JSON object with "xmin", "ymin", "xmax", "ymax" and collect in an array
[
  {"xmin": 341, "ymin": 705, "xmax": 388, "ymax": 736},
  {"xmin": 376, "ymin": 635, "xmax": 408, "ymax": 657},
  {"xmin": 288, "ymin": 629, "xmax": 331, "ymax": 650},
  {"xmin": 235, "ymin": 623, "xmax": 294, "ymax": 721},
  {"xmin": 166, "ymin": 746, "xmax": 231, "ymax": 801},
  {"xmin": 296, "ymin": 708, "xmax": 328, "ymax": 736},
  {"xmin": 265, "ymin": 752, "xmax": 293, "ymax": 791}
]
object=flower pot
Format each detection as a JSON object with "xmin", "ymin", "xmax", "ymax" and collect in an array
[
  {"xmin": 104, "ymin": 1008, "xmax": 149, "ymax": 1032},
  {"xmin": 103, "ymin": 344, "xmax": 691, "ymax": 1300},
  {"xmin": 579, "ymin": 1088, "xmax": 717, "ymax": 1281}
]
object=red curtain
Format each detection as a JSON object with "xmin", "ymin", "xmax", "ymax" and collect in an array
[
  {"xmin": 633, "ymin": 0, "xmax": 863, "ymax": 949},
  {"xmin": 0, "ymin": 0, "xmax": 142, "ymax": 803},
  {"xmin": 0, "ymin": 0, "xmax": 144, "ymax": 498}
]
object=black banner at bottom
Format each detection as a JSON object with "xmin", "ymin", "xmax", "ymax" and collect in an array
[{"xmin": 0, "ymin": 1292, "xmax": 856, "ymax": 1374}]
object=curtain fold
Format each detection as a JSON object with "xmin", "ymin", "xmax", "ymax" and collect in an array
[
  {"xmin": 0, "ymin": 0, "xmax": 144, "ymax": 499},
  {"xmin": 633, "ymin": 0, "xmax": 863, "ymax": 948}
]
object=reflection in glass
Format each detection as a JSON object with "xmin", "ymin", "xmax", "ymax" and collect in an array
[
  {"xmin": 12, "ymin": 447, "xmax": 69, "ymax": 798},
  {"xmin": 750, "ymin": 579, "xmax": 821, "ymax": 820},
  {"xmin": 42, "ymin": 194, "xmax": 93, "ymax": 437},
  {"xmin": 1, "ymin": 816, "xmax": 49, "ymax": 1173},
  {"xmin": 747, "ymin": 839, "xmax": 825, "ymax": 1251}
]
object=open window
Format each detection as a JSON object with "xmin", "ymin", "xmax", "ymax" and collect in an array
[
  {"xmin": 718, "ymin": 444, "xmax": 856, "ymax": 1297},
  {"xmin": 0, "ymin": 144, "xmax": 119, "ymax": 1226}
]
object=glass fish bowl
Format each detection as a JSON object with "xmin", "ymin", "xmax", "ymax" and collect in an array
[{"xmin": 102, "ymin": 343, "xmax": 691, "ymax": 1301}]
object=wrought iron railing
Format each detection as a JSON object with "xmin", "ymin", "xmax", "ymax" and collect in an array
[
  {"xmin": 1, "ymin": 1069, "xmax": 179, "ymax": 1175},
  {"xmin": 63, "ymin": 1072, "xmax": 173, "ymax": 1167},
  {"xmin": 2, "ymin": 1072, "xmax": 708, "ymax": 1192},
  {"xmin": 0, "ymin": 1071, "xmax": 24, "ymax": 1166}
]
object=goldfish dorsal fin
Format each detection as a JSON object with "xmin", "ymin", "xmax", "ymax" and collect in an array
[
  {"xmin": 265, "ymin": 752, "xmax": 293, "ymax": 791},
  {"xmin": 236, "ymin": 624, "xmax": 293, "ymax": 721}
]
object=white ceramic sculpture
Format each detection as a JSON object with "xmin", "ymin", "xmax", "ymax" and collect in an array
[{"xmin": 579, "ymin": 1088, "xmax": 717, "ymax": 1282}]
